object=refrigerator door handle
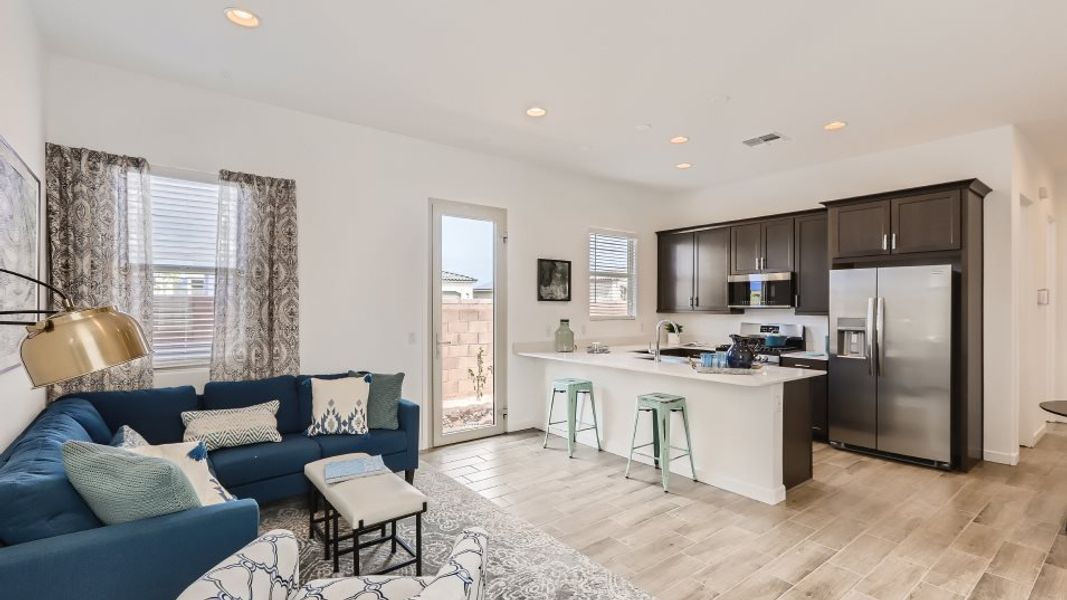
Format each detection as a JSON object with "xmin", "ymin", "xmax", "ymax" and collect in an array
[
  {"xmin": 865, "ymin": 297, "xmax": 876, "ymax": 376},
  {"xmin": 876, "ymin": 296, "xmax": 885, "ymax": 376}
]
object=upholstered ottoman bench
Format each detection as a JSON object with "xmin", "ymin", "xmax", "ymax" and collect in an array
[{"xmin": 305, "ymin": 453, "xmax": 428, "ymax": 576}]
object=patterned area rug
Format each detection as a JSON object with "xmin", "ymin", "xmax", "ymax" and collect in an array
[{"xmin": 260, "ymin": 463, "xmax": 652, "ymax": 600}]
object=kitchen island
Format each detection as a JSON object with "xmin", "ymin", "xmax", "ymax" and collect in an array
[{"xmin": 516, "ymin": 346, "xmax": 826, "ymax": 504}]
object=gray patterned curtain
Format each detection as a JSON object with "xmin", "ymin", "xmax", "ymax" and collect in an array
[
  {"xmin": 210, "ymin": 170, "xmax": 299, "ymax": 381},
  {"xmin": 45, "ymin": 143, "xmax": 153, "ymax": 398}
]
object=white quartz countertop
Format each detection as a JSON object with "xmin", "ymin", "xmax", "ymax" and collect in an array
[{"xmin": 516, "ymin": 345, "xmax": 826, "ymax": 387}]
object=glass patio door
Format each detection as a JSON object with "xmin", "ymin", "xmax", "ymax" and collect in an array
[{"xmin": 430, "ymin": 199, "xmax": 507, "ymax": 446}]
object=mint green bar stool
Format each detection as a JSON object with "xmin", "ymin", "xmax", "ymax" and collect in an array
[
  {"xmin": 625, "ymin": 392, "xmax": 696, "ymax": 493},
  {"xmin": 543, "ymin": 378, "xmax": 602, "ymax": 458}
]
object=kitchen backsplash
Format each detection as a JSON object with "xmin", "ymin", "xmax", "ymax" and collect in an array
[{"xmin": 657, "ymin": 310, "xmax": 830, "ymax": 352}]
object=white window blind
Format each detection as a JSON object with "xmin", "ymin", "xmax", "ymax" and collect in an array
[
  {"xmin": 589, "ymin": 230, "xmax": 637, "ymax": 319},
  {"xmin": 149, "ymin": 175, "xmax": 219, "ymax": 368}
]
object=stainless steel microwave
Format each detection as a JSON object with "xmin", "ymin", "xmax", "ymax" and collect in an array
[{"xmin": 728, "ymin": 272, "xmax": 795, "ymax": 308}]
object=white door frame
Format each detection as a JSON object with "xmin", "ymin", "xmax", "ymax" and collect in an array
[{"xmin": 429, "ymin": 198, "xmax": 508, "ymax": 447}]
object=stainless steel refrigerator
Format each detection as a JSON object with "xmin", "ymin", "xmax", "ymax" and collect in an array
[{"xmin": 828, "ymin": 264, "xmax": 953, "ymax": 468}]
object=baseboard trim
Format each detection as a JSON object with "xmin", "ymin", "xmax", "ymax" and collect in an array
[
  {"xmin": 983, "ymin": 448, "xmax": 1019, "ymax": 465},
  {"xmin": 1030, "ymin": 423, "xmax": 1048, "ymax": 447}
]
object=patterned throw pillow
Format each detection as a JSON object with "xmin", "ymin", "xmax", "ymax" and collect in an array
[
  {"xmin": 349, "ymin": 371, "xmax": 405, "ymax": 430},
  {"xmin": 61, "ymin": 441, "xmax": 201, "ymax": 525},
  {"xmin": 307, "ymin": 375, "xmax": 371, "ymax": 436},
  {"xmin": 181, "ymin": 400, "xmax": 283, "ymax": 451},
  {"xmin": 110, "ymin": 425, "xmax": 149, "ymax": 449},
  {"xmin": 130, "ymin": 441, "xmax": 235, "ymax": 505}
]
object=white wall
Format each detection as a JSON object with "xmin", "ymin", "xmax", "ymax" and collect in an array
[
  {"xmin": 0, "ymin": 0, "xmax": 46, "ymax": 449},
  {"xmin": 1057, "ymin": 172, "xmax": 1067, "ymax": 419},
  {"xmin": 657, "ymin": 127, "xmax": 1018, "ymax": 463},
  {"xmin": 1012, "ymin": 130, "xmax": 1057, "ymax": 445},
  {"xmin": 44, "ymin": 56, "xmax": 665, "ymax": 445}
]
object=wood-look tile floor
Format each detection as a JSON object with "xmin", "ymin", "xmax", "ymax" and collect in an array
[{"xmin": 422, "ymin": 424, "xmax": 1067, "ymax": 600}]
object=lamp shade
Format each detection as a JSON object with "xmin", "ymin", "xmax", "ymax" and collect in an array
[{"xmin": 19, "ymin": 306, "xmax": 150, "ymax": 388}]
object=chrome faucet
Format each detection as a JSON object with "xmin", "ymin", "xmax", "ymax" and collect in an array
[{"xmin": 650, "ymin": 319, "xmax": 680, "ymax": 362}]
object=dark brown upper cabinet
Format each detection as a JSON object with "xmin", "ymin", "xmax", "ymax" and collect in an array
[
  {"xmin": 694, "ymin": 228, "xmax": 730, "ymax": 311},
  {"xmin": 657, "ymin": 231, "xmax": 695, "ymax": 312},
  {"xmin": 762, "ymin": 218, "xmax": 795, "ymax": 272},
  {"xmin": 794, "ymin": 212, "xmax": 829, "ymax": 315},
  {"xmin": 826, "ymin": 182, "xmax": 971, "ymax": 261},
  {"xmin": 891, "ymin": 190, "xmax": 961, "ymax": 253},
  {"xmin": 730, "ymin": 223, "xmax": 763, "ymax": 274},
  {"xmin": 828, "ymin": 201, "xmax": 891, "ymax": 258},
  {"xmin": 657, "ymin": 228, "xmax": 732, "ymax": 313},
  {"xmin": 730, "ymin": 218, "xmax": 794, "ymax": 275}
]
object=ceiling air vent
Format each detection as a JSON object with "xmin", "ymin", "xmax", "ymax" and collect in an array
[{"xmin": 742, "ymin": 132, "xmax": 786, "ymax": 148}]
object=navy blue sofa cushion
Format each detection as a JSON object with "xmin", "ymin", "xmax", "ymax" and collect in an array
[
  {"xmin": 313, "ymin": 430, "xmax": 408, "ymax": 458},
  {"xmin": 204, "ymin": 375, "xmax": 302, "ymax": 434},
  {"xmin": 210, "ymin": 433, "xmax": 321, "ymax": 488},
  {"xmin": 0, "ymin": 407, "xmax": 102, "ymax": 545},
  {"xmin": 0, "ymin": 498, "xmax": 258, "ymax": 600},
  {"xmin": 72, "ymin": 386, "xmax": 199, "ymax": 444},
  {"xmin": 48, "ymin": 398, "xmax": 113, "ymax": 445}
]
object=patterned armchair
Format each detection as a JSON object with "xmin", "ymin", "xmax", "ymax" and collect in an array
[{"xmin": 178, "ymin": 528, "xmax": 488, "ymax": 600}]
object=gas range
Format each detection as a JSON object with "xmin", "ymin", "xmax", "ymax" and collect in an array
[{"xmin": 716, "ymin": 322, "xmax": 806, "ymax": 365}]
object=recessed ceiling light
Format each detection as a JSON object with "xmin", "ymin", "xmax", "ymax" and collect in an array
[
  {"xmin": 675, "ymin": 162, "xmax": 692, "ymax": 170},
  {"xmin": 224, "ymin": 7, "xmax": 261, "ymax": 28},
  {"xmin": 823, "ymin": 120, "xmax": 848, "ymax": 131},
  {"xmin": 525, "ymin": 106, "xmax": 547, "ymax": 118},
  {"xmin": 669, "ymin": 136, "xmax": 689, "ymax": 145}
]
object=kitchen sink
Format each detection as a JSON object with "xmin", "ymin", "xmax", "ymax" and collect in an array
[{"xmin": 631, "ymin": 347, "xmax": 701, "ymax": 364}]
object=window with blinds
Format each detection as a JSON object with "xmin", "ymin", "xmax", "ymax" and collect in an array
[
  {"xmin": 588, "ymin": 230, "xmax": 637, "ymax": 319},
  {"xmin": 149, "ymin": 175, "xmax": 219, "ymax": 368}
]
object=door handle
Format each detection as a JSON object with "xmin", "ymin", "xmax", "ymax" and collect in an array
[
  {"xmin": 881, "ymin": 234, "xmax": 888, "ymax": 251},
  {"xmin": 755, "ymin": 256, "xmax": 759, "ymax": 271},
  {"xmin": 876, "ymin": 297, "xmax": 885, "ymax": 376},
  {"xmin": 891, "ymin": 233, "xmax": 897, "ymax": 251},
  {"xmin": 865, "ymin": 298, "xmax": 876, "ymax": 376},
  {"xmin": 792, "ymin": 364, "xmax": 811, "ymax": 369},
  {"xmin": 435, "ymin": 335, "xmax": 452, "ymax": 358}
]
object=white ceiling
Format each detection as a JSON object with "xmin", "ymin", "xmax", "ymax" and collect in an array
[{"xmin": 30, "ymin": 0, "xmax": 1067, "ymax": 190}]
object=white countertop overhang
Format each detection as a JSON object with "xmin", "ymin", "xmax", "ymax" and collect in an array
[{"xmin": 516, "ymin": 345, "xmax": 826, "ymax": 387}]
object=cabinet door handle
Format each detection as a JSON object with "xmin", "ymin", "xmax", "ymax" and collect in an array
[
  {"xmin": 793, "ymin": 364, "xmax": 811, "ymax": 369},
  {"xmin": 689, "ymin": 296, "xmax": 694, "ymax": 308},
  {"xmin": 695, "ymin": 296, "xmax": 699, "ymax": 307},
  {"xmin": 891, "ymin": 233, "xmax": 896, "ymax": 251},
  {"xmin": 755, "ymin": 257, "xmax": 759, "ymax": 271},
  {"xmin": 882, "ymin": 234, "xmax": 888, "ymax": 251}
]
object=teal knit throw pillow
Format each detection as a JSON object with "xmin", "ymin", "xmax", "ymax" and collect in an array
[
  {"xmin": 61, "ymin": 441, "xmax": 200, "ymax": 525},
  {"xmin": 350, "ymin": 371, "xmax": 405, "ymax": 430}
]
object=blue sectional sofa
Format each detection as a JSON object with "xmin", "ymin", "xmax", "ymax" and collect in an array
[{"xmin": 0, "ymin": 373, "xmax": 420, "ymax": 600}]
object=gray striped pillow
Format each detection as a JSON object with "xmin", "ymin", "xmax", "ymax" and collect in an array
[{"xmin": 181, "ymin": 400, "xmax": 283, "ymax": 451}]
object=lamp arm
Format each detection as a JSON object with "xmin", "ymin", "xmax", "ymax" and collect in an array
[{"xmin": 0, "ymin": 268, "xmax": 74, "ymax": 310}]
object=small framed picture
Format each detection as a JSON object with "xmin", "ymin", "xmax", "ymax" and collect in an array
[{"xmin": 537, "ymin": 259, "xmax": 571, "ymax": 302}]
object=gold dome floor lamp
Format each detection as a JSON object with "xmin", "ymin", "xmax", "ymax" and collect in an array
[{"xmin": 0, "ymin": 268, "xmax": 150, "ymax": 387}]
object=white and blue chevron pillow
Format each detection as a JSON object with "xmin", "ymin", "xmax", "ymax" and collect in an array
[
  {"xmin": 181, "ymin": 400, "xmax": 283, "ymax": 450},
  {"xmin": 307, "ymin": 375, "xmax": 371, "ymax": 436}
]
